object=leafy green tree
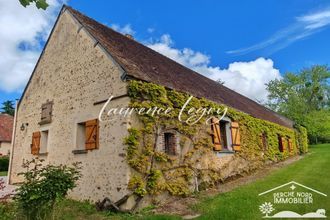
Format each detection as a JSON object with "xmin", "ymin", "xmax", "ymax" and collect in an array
[
  {"xmin": 266, "ymin": 65, "xmax": 330, "ymax": 143},
  {"xmin": 304, "ymin": 110, "xmax": 330, "ymax": 143},
  {"xmin": 1, "ymin": 100, "xmax": 15, "ymax": 116},
  {"xmin": 19, "ymin": 0, "xmax": 49, "ymax": 10}
]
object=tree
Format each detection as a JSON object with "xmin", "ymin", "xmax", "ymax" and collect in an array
[
  {"xmin": 266, "ymin": 65, "xmax": 330, "ymax": 143},
  {"xmin": 19, "ymin": 0, "xmax": 49, "ymax": 10},
  {"xmin": 1, "ymin": 100, "xmax": 15, "ymax": 116}
]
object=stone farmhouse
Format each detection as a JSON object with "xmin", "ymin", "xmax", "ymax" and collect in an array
[
  {"xmin": 0, "ymin": 114, "xmax": 13, "ymax": 156},
  {"xmin": 8, "ymin": 6, "xmax": 307, "ymax": 209}
]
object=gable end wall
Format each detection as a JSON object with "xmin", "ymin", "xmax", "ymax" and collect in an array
[{"xmin": 9, "ymin": 10, "xmax": 132, "ymax": 202}]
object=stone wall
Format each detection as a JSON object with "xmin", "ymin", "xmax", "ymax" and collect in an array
[
  {"xmin": 9, "ymin": 10, "xmax": 132, "ymax": 202},
  {"xmin": 0, "ymin": 142, "xmax": 11, "ymax": 156}
]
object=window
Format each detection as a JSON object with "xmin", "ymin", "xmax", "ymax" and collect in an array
[
  {"xmin": 164, "ymin": 132, "xmax": 176, "ymax": 155},
  {"xmin": 40, "ymin": 130, "xmax": 49, "ymax": 154},
  {"xmin": 75, "ymin": 119, "xmax": 99, "ymax": 152},
  {"xmin": 39, "ymin": 101, "xmax": 53, "ymax": 125},
  {"xmin": 76, "ymin": 122, "xmax": 86, "ymax": 150},
  {"xmin": 211, "ymin": 118, "xmax": 241, "ymax": 152},
  {"xmin": 220, "ymin": 121, "xmax": 228, "ymax": 149},
  {"xmin": 278, "ymin": 135, "xmax": 284, "ymax": 152},
  {"xmin": 31, "ymin": 130, "xmax": 49, "ymax": 155}
]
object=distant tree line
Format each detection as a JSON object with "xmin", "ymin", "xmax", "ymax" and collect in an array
[{"xmin": 266, "ymin": 65, "xmax": 330, "ymax": 144}]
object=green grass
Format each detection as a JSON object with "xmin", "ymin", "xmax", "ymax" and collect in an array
[
  {"xmin": 0, "ymin": 171, "xmax": 7, "ymax": 176},
  {"xmin": 194, "ymin": 144, "xmax": 330, "ymax": 219},
  {"xmin": 1, "ymin": 144, "xmax": 329, "ymax": 219},
  {"xmin": 50, "ymin": 199, "xmax": 180, "ymax": 220}
]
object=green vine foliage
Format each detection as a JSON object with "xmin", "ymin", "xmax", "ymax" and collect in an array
[
  {"xmin": 125, "ymin": 80, "xmax": 308, "ymax": 197},
  {"xmin": 294, "ymin": 125, "xmax": 308, "ymax": 154}
]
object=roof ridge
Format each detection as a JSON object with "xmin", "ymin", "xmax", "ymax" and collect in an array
[
  {"xmin": 0, "ymin": 113, "xmax": 13, "ymax": 117},
  {"xmin": 65, "ymin": 8, "xmax": 282, "ymax": 109},
  {"xmin": 60, "ymin": 6, "xmax": 294, "ymax": 128}
]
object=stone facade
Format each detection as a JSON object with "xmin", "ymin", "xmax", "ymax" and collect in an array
[
  {"xmin": 9, "ymin": 10, "xmax": 132, "ymax": 202},
  {"xmin": 0, "ymin": 142, "xmax": 11, "ymax": 156},
  {"xmin": 8, "ymin": 7, "xmax": 302, "ymax": 208}
]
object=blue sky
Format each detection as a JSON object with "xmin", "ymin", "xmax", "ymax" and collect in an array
[
  {"xmin": 68, "ymin": 0, "xmax": 330, "ymax": 71},
  {"xmin": 1, "ymin": 0, "xmax": 330, "ymax": 106}
]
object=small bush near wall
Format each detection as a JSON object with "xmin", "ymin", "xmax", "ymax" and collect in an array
[
  {"xmin": 0, "ymin": 156, "xmax": 9, "ymax": 171},
  {"xmin": 14, "ymin": 158, "xmax": 82, "ymax": 220}
]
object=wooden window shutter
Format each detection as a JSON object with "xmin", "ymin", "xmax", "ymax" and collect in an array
[
  {"xmin": 260, "ymin": 133, "xmax": 267, "ymax": 151},
  {"xmin": 164, "ymin": 133, "xmax": 176, "ymax": 155},
  {"xmin": 85, "ymin": 119, "xmax": 99, "ymax": 150},
  {"xmin": 282, "ymin": 137, "xmax": 287, "ymax": 151},
  {"xmin": 288, "ymin": 138, "xmax": 293, "ymax": 152},
  {"xmin": 278, "ymin": 136, "xmax": 285, "ymax": 152},
  {"xmin": 31, "ymin": 131, "xmax": 41, "ymax": 155},
  {"xmin": 40, "ymin": 101, "xmax": 53, "ymax": 125},
  {"xmin": 211, "ymin": 118, "xmax": 222, "ymax": 151},
  {"xmin": 231, "ymin": 122, "xmax": 241, "ymax": 151}
]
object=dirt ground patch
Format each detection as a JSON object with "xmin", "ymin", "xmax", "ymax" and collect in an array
[{"xmin": 154, "ymin": 155, "xmax": 304, "ymax": 217}]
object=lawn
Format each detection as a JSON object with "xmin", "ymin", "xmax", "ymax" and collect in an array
[
  {"xmin": 0, "ymin": 171, "xmax": 7, "ymax": 176},
  {"xmin": 1, "ymin": 144, "xmax": 329, "ymax": 219},
  {"xmin": 194, "ymin": 144, "xmax": 330, "ymax": 219}
]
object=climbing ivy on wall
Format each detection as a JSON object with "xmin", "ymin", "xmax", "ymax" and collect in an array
[
  {"xmin": 294, "ymin": 125, "xmax": 308, "ymax": 154},
  {"xmin": 124, "ymin": 80, "xmax": 308, "ymax": 198}
]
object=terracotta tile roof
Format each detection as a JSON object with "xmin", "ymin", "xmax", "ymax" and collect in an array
[
  {"xmin": 66, "ymin": 6, "xmax": 294, "ymax": 128},
  {"xmin": 0, "ymin": 114, "xmax": 14, "ymax": 142}
]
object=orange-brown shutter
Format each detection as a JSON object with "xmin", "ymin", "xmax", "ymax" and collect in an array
[
  {"xmin": 85, "ymin": 119, "xmax": 99, "ymax": 150},
  {"xmin": 280, "ymin": 137, "xmax": 286, "ymax": 152},
  {"xmin": 288, "ymin": 138, "xmax": 293, "ymax": 152},
  {"xmin": 31, "ymin": 132, "xmax": 41, "ymax": 155},
  {"xmin": 211, "ymin": 118, "xmax": 222, "ymax": 151},
  {"xmin": 231, "ymin": 122, "xmax": 241, "ymax": 151}
]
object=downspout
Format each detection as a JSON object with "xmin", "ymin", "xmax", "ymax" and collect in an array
[{"xmin": 7, "ymin": 100, "xmax": 18, "ymax": 185}]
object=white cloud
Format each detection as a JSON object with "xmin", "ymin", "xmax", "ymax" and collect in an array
[
  {"xmin": 0, "ymin": 0, "xmax": 64, "ymax": 92},
  {"xmin": 205, "ymin": 58, "xmax": 282, "ymax": 102},
  {"xmin": 298, "ymin": 9, "xmax": 330, "ymax": 30},
  {"xmin": 110, "ymin": 23, "xmax": 135, "ymax": 35},
  {"xmin": 148, "ymin": 34, "xmax": 210, "ymax": 67},
  {"xmin": 0, "ymin": 3, "xmax": 281, "ymax": 103},
  {"xmin": 147, "ymin": 27, "xmax": 155, "ymax": 33},
  {"xmin": 147, "ymin": 35, "xmax": 281, "ymax": 102},
  {"xmin": 227, "ymin": 8, "xmax": 330, "ymax": 55}
]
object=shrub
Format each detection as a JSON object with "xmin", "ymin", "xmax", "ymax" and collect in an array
[
  {"xmin": 0, "ymin": 156, "xmax": 9, "ymax": 171},
  {"xmin": 14, "ymin": 158, "xmax": 82, "ymax": 220},
  {"xmin": 0, "ymin": 203, "xmax": 16, "ymax": 220},
  {"xmin": 294, "ymin": 125, "xmax": 308, "ymax": 154}
]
